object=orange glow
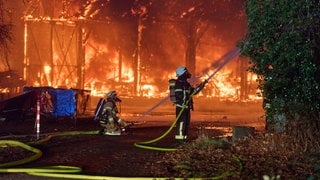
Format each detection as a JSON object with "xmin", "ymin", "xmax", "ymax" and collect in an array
[
  {"xmin": 29, "ymin": 41, "xmax": 259, "ymax": 100},
  {"xmin": 24, "ymin": 14, "xmax": 257, "ymax": 101},
  {"xmin": 121, "ymin": 65, "xmax": 134, "ymax": 83},
  {"xmin": 141, "ymin": 84, "xmax": 157, "ymax": 97},
  {"xmin": 16, "ymin": 0, "xmax": 260, "ymax": 105},
  {"xmin": 198, "ymin": 69, "xmax": 237, "ymax": 99},
  {"xmin": 43, "ymin": 65, "xmax": 51, "ymax": 74},
  {"xmin": 0, "ymin": 88, "xmax": 9, "ymax": 93},
  {"xmin": 44, "ymin": 65, "xmax": 52, "ymax": 86}
]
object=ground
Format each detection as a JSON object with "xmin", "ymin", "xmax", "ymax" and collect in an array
[{"xmin": 0, "ymin": 97, "xmax": 266, "ymax": 179}]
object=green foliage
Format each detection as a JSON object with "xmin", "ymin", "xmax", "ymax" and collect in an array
[{"xmin": 239, "ymin": 0, "xmax": 320, "ymax": 129}]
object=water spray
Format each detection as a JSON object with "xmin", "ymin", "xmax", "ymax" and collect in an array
[
  {"xmin": 189, "ymin": 47, "xmax": 240, "ymax": 85},
  {"xmin": 136, "ymin": 96, "xmax": 170, "ymax": 120},
  {"xmin": 134, "ymin": 47, "xmax": 241, "ymax": 121},
  {"xmin": 201, "ymin": 47, "xmax": 240, "ymax": 83}
]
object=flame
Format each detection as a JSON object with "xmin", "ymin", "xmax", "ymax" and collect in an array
[
  {"xmin": 16, "ymin": 0, "xmax": 262, "ymax": 103},
  {"xmin": 43, "ymin": 65, "xmax": 51, "ymax": 74},
  {"xmin": 198, "ymin": 69, "xmax": 236, "ymax": 99},
  {"xmin": 82, "ymin": 40, "xmax": 135, "ymax": 96},
  {"xmin": 141, "ymin": 84, "xmax": 157, "ymax": 97},
  {"xmin": 29, "ymin": 44, "xmax": 259, "ymax": 101},
  {"xmin": 0, "ymin": 88, "xmax": 9, "ymax": 93},
  {"xmin": 25, "ymin": 25, "xmax": 259, "ymax": 101},
  {"xmin": 194, "ymin": 68, "xmax": 260, "ymax": 101}
]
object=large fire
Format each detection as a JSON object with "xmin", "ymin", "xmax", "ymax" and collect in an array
[
  {"xmin": 0, "ymin": 0, "xmax": 261, "ymax": 102},
  {"xmin": 39, "ymin": 63, "xmax": 258, "ymax": 102},
  {"xmin": 26, "ymin": 37, "xmax": 260, "ymax": 101}
]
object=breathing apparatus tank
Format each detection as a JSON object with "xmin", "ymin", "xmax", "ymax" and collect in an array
[{"xmin": 169, "ymin": 79, "xmax": 176, "ymax": 103}]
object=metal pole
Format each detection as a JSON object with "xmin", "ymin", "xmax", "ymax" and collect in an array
[{"xmin": 36, "ymin": 99, "xmax": 40, "ymax": 140}]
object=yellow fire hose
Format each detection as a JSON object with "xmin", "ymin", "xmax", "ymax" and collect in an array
[
  {"xmin": 0, "ymin": 140, "xmax": 43, "ymax": 168},
  {"xmin": 134, "ymin": 88, "xmax": 198, "ymax": 151},
  {"xmin": 133, "ymin": 103, "xmax": 183, "ymax": 152},
  {"xmin": 0, "ymin": 130, "xmax": 100, "ymax": 168},
  {"xmin": 0, "ymin": 165, "xmax": 81, "ymax": 173},
  {"xmin": 28, "ymin": 130, "xmax": 100, "ymax": 146}
]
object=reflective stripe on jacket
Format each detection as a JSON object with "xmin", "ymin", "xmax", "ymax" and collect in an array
[{"xmin": 174, "ymin": 79, "xmax": 193, "ymax": 108}]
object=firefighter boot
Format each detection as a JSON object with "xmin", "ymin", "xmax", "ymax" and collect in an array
[{"xmin": 105, "ymin": 122, "xmax": 121, "ymax": 135}]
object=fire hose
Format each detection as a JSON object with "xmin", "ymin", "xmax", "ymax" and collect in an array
[
  {"xmin": 0, "ymin": 48, "xmax": 242, "ymax": 179},
  {"xmin": 0, "ymin": 130, "xmax": 100, "ymax": 168}
]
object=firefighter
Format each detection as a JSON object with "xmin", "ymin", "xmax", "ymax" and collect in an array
[
  {"xmin": 174, "ymin": 66, "xmax": 207, "ymax": 142},
  {"xmin": 99, "ymin": 91, "xmax": 129, "ymax": 135}
]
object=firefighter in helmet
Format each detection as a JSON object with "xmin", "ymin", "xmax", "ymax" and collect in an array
[
  {"xmin": 99, "ymin": 91, "xmax": 129, "ymax": 135},
  {"xmin": 174, "ymin": 66, "xmax": 207, "ymax": 142}
]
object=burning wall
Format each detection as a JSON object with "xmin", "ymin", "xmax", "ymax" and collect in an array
[{"xmin": 13, "ymin": 0, "xmax": 260, "ymax": 101}]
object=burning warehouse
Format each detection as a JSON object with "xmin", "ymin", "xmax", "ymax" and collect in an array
[{"xmin": 0, "ymin": 0, "xmax": 260, "ymax": 120}]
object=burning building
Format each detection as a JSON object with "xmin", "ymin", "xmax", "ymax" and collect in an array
[{"xmin": 2, "ymin": 0, "xmax": 260, "ymax": 102}]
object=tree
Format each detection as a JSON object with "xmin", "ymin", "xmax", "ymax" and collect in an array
[
  {"xmin": 0, "ymin": 0, "xmax": 12, "ymax": 71},
  {"xmin": 158, "ymin": 0, "xmax": 245, "ymax": 75},
  {"xmin": 239, "ymin": 0, "xmax": 320, "ymax": 149}
]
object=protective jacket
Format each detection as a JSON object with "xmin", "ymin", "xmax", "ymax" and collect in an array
[
  {"xmin": 99, "ymin": 100, "xmax": 126, "ymax": 135},
  {"xmin": 174, "ymin": 79, "xmax": 194, "ymax": 110}
]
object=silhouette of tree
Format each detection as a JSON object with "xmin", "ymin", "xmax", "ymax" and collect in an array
[{"xmin": 0, "ymin": 0, "xmax": 13, "ymax": 71}]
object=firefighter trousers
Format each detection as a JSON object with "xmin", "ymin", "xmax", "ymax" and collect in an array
[{"xmin": 175, "ymin": 106, "xmax": 190, "ymax": 140}]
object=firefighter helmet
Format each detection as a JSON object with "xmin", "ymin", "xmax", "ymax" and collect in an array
[
  {"xmin": 176, "ymin": 66, "xmax": 187, "ymax": 77},
  {"xmin": 106, "ymin": 91, "xmax": 121, "ymax": 102}
]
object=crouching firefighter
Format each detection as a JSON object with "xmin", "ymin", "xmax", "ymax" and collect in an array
[
  {"xmin": 171, "ymin": 66, "xmax": 207, "ymax": 142},
  {"xmin": 95, "ymin": 91, "xmax": 130, "ymax": 135}
]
